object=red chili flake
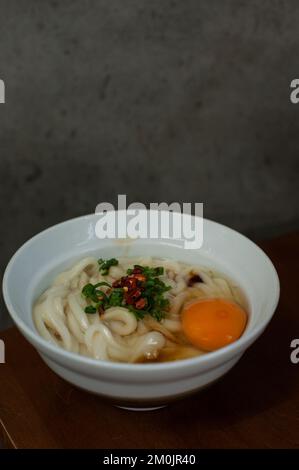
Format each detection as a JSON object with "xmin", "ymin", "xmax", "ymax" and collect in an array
[
  {"xmin": 132, "ymin": 267, "xmax": 143, "ymax": 274},
  {"xmin": 131, "ymin": 288, "xmax": 142, "ymax": 300},
  {"xmin": 112, "ymin": 271, "xmax": 148, "ymax": 308},
  {"xmin": 124, "ymin": 293, "xmax": 135, "ymax": 305},
  {"xmin": 187, "ymin": 274, "xmax": 203, "ymax": 286},
  {"xmin": 135, "ymin": 297, "xmax": 147, "ymax": 310},
  {"xmin": 123, "ymin": 276, "xmax": 137, "ymax": 289},
  {"xmin": 98, "ymin": 305, "xmax": 105, "ymax": 316},
  {"xmin": 112, "ymin": 280, "xmax": 121, "ymax": 288},
  {"xmin": 134, "ymin": 274, "xmax": 146, "ymax": 283}
]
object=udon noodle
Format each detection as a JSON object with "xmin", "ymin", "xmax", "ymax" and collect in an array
[{"xmin": 33, "ymin": 256, "xmax": 247, "ymax": 363}]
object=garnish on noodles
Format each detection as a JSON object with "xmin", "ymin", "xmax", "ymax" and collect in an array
[{"xmin": 82, "ymin": 261, "xmax": 171, "ymax": 321}]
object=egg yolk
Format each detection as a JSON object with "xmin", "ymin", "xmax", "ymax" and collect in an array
[{"xmin": 182, "ymin": 298, "xmax": 247, "ymax": 352}]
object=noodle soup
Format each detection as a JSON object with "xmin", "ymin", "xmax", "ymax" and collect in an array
[{"xmin": 33, "ymin": 256, "xmax": 248, "ymax": 363}]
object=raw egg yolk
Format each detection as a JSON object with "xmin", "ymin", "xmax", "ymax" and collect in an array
[{"xmin": 182, "ymin": 298, "xmax": 247, "ymax": 351}]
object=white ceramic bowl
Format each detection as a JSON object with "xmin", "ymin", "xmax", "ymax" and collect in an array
[{"xmin": 2, "ymin": 212, "xmax": 280, "ymax": 410}]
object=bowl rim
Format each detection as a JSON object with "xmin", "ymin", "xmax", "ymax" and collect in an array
[{"xmin": 2, "ymin": 212, "xmax": 280, "ymax": 372}]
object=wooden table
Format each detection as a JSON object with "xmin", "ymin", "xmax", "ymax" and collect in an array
[{"xmin": 1, "ymin": 233, "xmax": 299, "ymax": 449}]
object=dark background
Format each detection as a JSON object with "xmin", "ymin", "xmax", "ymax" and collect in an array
[{"xmin": 0, "ymin": 0, "xmax": 299, "ymax": 328}]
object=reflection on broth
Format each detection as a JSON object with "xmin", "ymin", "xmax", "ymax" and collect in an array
[{"xmin": 33, "ymin": 256, "xmax": 248, "ymax": 363}]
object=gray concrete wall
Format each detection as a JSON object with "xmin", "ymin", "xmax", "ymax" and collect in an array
[{"xmin": 0, "ymin": 1, "xmax": 299, "ymax": 328}]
